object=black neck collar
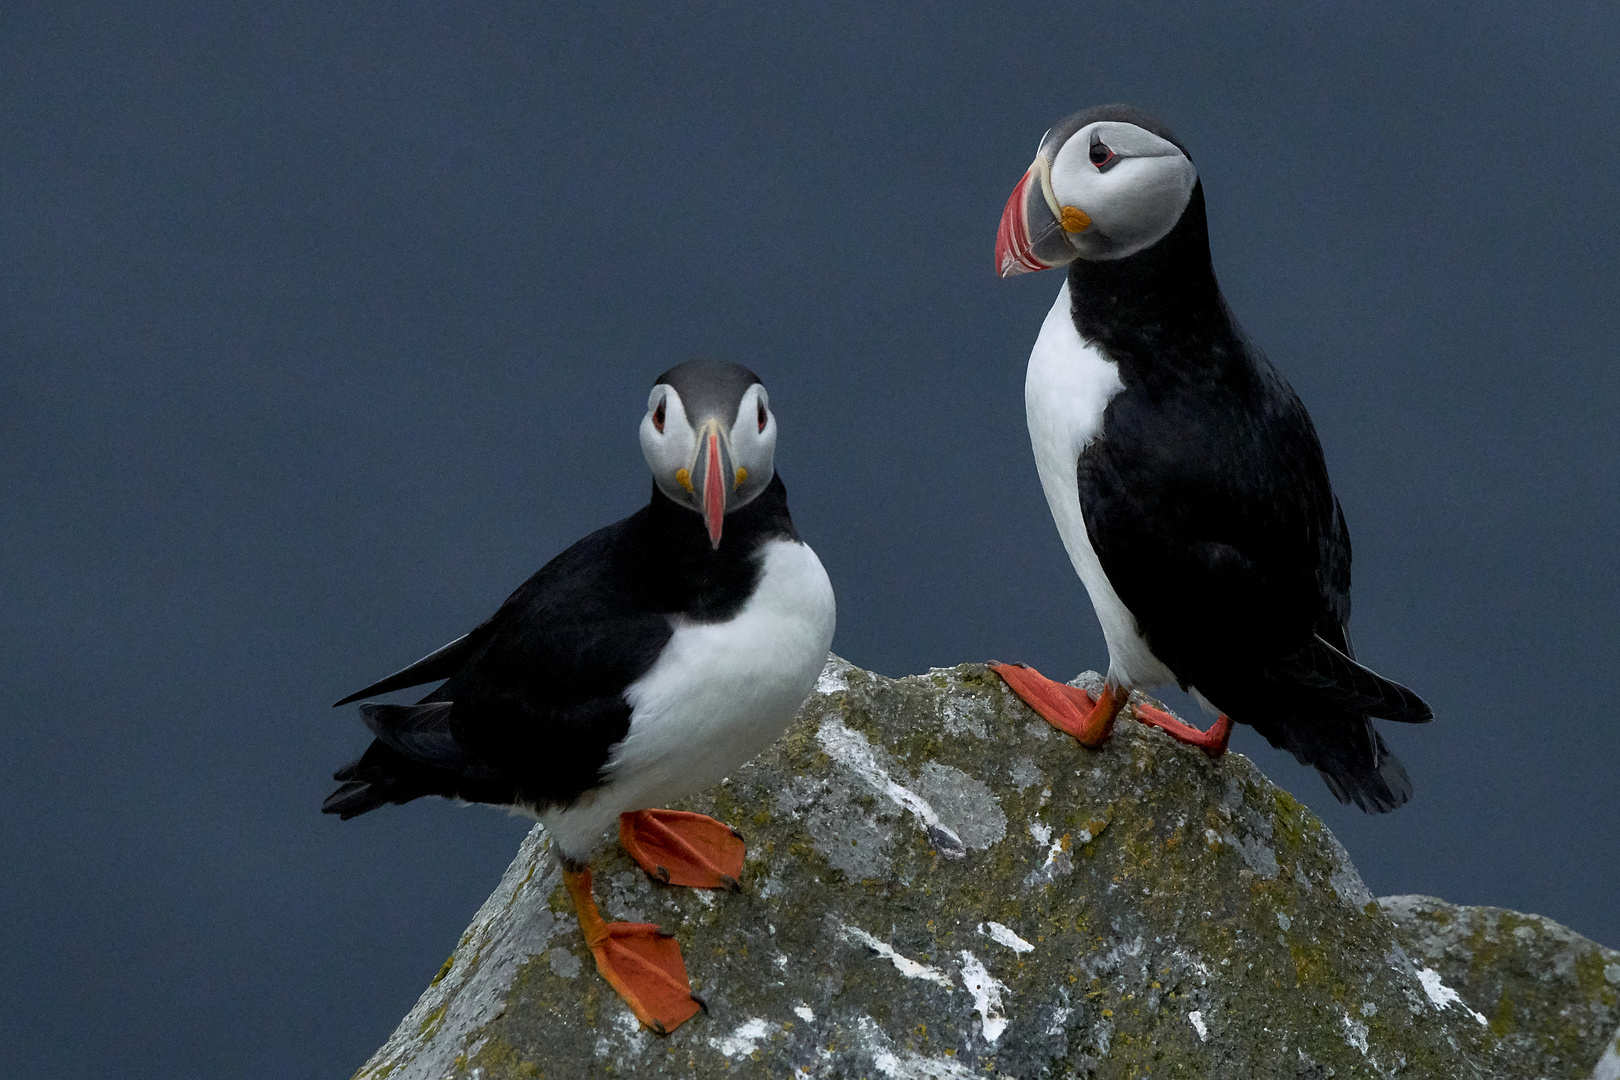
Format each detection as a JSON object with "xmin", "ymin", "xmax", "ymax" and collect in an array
[
  {"xmin": 1065, "ymin": 181, "xmax": 1230, "ymax": 348},
  {"xmin": 629, "ymin": 474, "xmax": 800, "ymax": 619}
]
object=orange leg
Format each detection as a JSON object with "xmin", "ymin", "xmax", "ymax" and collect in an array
[
  {"xmin": 1132, "ymin": 703, "xmax": 1233, "ymax": 758},
  {"xmin": 619, "ymin": 809, "xmax": 746, "ymax": 890},
  {"xmin": 562, "ymin": 864, "xmax": 702, "ymax": 1034},
  {"xmin": 990, "ymin": 663, "xmax": 1128, "ymax": 747}
]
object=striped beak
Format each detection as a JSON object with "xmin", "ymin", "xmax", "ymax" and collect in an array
[
  {"xmin": 995, "ymin": 158, "xmax": 1078, "ymax": 278},
  {"xmin": 694, "ymin": 421, "xmax": 732, "ymax": 549}
]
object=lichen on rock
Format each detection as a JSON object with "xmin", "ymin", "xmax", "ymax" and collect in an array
[
  {"xmin": 350, "ymin": 658, "xmax": 1613, "ymax": 1079},
  {"xmin": 1381, "ymin": 893, "xmax": 1619, "ymax": 1079}
]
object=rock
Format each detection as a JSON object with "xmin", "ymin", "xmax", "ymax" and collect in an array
[
  {"xmin": 1380, "ymin": 894, "xmax": 1620, "ymax": 1079},
  {"xmin": 351, "ymin": 659, "xmax": 1610, "ymax": 1079},
  {"xmin": 1595, "ymin": 1026, "xmax": 1620, "ymax": 1080}
]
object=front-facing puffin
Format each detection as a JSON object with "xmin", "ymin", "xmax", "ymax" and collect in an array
[
  {"xmin": 323, "ymin": 360, "xmax": 835, "ymax": 1032},
  {"xmin": 992, "ymin": 104, "xmax": 1431, "ymax": 812}
]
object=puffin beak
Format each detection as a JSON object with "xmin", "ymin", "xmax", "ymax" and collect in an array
[
  {"xmin": 995, "ymin": 158, "xmax": 1079, "ymax": 278},
  {"xmin": 694, "ymin": 421, "xmax": 731, "ymax": 549}
]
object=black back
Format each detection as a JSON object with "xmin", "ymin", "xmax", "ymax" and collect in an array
[
  {"xmin": 1067, "ymin": 182, "xmax": 1430, "ymax": 811},
  {"xmin": 323, "ymin": 475, "xmax": 800, "ymax": 819}
]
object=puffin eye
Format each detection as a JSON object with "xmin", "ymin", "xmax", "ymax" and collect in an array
[
  {"xmin": 1089, "ymin": 140, "xmax": 1118, "ymax": 171},
  {"xmin": 757, "ymin": 401, "xmax": 767, "ymax": 432},
  {"xmin": 653, "ymin": 398, "xmax": 666, "ymax": 433}
]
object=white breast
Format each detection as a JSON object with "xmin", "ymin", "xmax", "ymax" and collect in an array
[
  {"xmin": 1025, "ymin": 282, "xmax": 1174, "ymax": 690},
  {"xmin": 539, "ymin": 538, "xmax": 836, "ymax": 859}
]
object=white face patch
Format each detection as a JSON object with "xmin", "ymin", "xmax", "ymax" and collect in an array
[
  {"xmin": 640, "ymin": 382, "xmax": 777, "ymax": 515},
  {"xmin": 641, "ymin": 384, "xmax": 697, "ymax": 504},
  {"xmin": 1048, "ymin": 121, "xmax": 1197, "ymax": 261},
  {"xmin": 724, "ymin": 383, "xmax": 777, "ymax": 508}
]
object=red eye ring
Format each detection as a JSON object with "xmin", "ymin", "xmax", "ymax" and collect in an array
[
  {"xmin": 653, "ymin": 398, "xmax": 666, "ymax": 432},
  {"xmin": 757, "ymin": 401, "xmax": 767, "ymax": 432},
  {"xmin": 1089, "ymin": 141, "xmax": 1119, "ymax": 171}
]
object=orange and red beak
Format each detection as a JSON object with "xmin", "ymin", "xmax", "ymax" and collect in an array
[
  {"xmin": 995, "ymin": 158, "xmax": 1080, "ymax": 279},
  {"xmin": 689, "ymin": 421, "xmax": 735, "ymax": 550},
  {"xmin": 701, "ymin": 428, "xmax": 726, "ymax": 549}
]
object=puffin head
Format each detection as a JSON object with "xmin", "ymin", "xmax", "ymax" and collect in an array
[
  {"xmin": 995, "ymin": 104, "xmax": 1198, "ymax": 277},
  {"xmin": 640, "ymin": 359, "xmax": 777, "ymax": 549}
]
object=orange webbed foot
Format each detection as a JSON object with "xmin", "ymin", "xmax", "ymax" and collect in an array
[
  {"xmin": 563, "ymin": 865, "xmax": 702, "ymax": 1034},
  {"xmin": 990, "ymin": 662, "xmax": 1127, "ymax": 747},
  {"xmin": 587, "ymin": 920, "xmax": 702, "ymax": 1034},
  {"xmin": 1132, "ymin": 703, "xmax": 1233, "ymax": 758},
  {"xmin": 619, "ymin": 809, "xmax": 745, "ymax": 891}
]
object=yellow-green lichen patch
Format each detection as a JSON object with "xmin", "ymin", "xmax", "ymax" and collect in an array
[
  {"xmin": 1576, "ymin": 947, "xmax": 1612, "ymax": 1000},
  {"xmin": 1490, "ymin": 990, "xmax": 1516, "ymax": 1038},
  {"xmin": 416, "ymin": 1002, "xmax": 449, "ymax": 1041},
  {"xmin": 503, "ymin": 859, "xmax": 541, "ymax": 912},
  {"xmin": 465, "ymin": 1033, "xmax": 543, "ymax": 1078}
]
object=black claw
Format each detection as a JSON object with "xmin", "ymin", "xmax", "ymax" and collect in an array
[
  {"xmin": 690, "ymin": 991, "xmax": 709, "ymax": 1013},
  {"xmin": 655, "ymin": 865, "xmax": 671, "ymax": 883},
  {"xmin": 719, "ymin": 873, "xmax": 741, "ymax": 893},
  {"xmin": 656, "ymin": 928, "xmax": 676, "ymax": 939},
  {"xmin": 729, "ymin": 826, "xmax": 745, "ymax": 841},
  {"xmin": 650, "ymin": 1020, "xmax": 668, "ymax": 1036}
]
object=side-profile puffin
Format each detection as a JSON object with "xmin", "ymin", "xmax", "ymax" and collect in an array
[
  {"xmin": 323, "ymin": 360, "xmax": 836, "ymax": 1032},
  {"xmin": 990, "ymin": 104, "xmax": 1431, "ymax": 812}
]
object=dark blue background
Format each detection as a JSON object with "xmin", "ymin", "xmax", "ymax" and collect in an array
[{"xmin": 3, "ymin": 4, "xmax": 1616, "ymax": 1076}]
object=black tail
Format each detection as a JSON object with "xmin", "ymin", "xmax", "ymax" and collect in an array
[
  {"xmin": 322, "ymin": 702, "xmax": 471, "ymax": 820},
  {"xmin": 321, "ymin": 740, "xmax": 441, "ymax": 819},
  {"xmin": 1251, "ymin": 710, "xmax": 1414, "ymax": 814},
  {"xmin": 1319, "ymin": 743, "xmax": 1413, "ymax": 814},
  {"xmin": 1227, "ymin": 636, "xmax": 1431, "ymax": 813}
]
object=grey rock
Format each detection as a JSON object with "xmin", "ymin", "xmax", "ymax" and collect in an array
[
  {"xmin": 1594, "ymin": 1024, "xmax": 1620, "ymax": 1080},
  {"xmin": 351, "ymin": 659, "xmax": 1612, "ymax": 1079},
  {"xmin": 1381, "ymin": 893, "xmax": 1620, "ymax": 1079}
]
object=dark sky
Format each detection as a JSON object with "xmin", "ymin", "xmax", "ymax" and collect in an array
[{"xmin": 4, "ymin": 3, "xmax": 1617, "ymax": 1076}]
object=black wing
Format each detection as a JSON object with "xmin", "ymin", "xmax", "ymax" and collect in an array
[
  {"xmin": 1079, "ymin": 349, "xmax": 1429, "ymax": 811},
  {"xmin": 323, "ymin": 512, "xmax": 676, "ymax": 818},
  {"xmin": 1267, "ymin": 635, "xmax": 1431, "ymax": 724},
  {"xmin": 333, "ymin": 632, "xmax": 484, "ymax": 706}
]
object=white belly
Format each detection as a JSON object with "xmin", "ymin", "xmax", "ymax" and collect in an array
[
  {"xmin": 540, "ymin": 538, "xmax": 836, "ymax": 859},
  {"xmin": 1025, "ymin": 282, "xmax": 1174, "ymax": 690}
]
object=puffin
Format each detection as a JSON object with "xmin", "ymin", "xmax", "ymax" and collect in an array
[
  {"xmin": 990, "ymin": 104, "xmax": 1431, "ymax": 812},
  {"xmin": 323, "ymin": 360, "xmax": 836, "ymax": 1032}
]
